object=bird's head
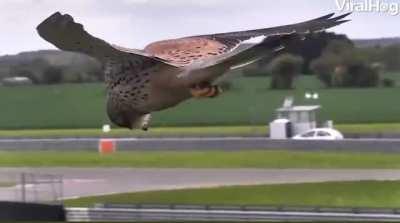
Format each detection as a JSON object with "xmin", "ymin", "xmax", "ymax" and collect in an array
[{"xmin": 106, "ymin": 99, "xmax": 148, "ymax": 131}]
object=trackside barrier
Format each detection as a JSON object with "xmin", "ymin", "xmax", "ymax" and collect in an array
[
  {"xmin": 4, "ymin": 137, "xmax": 400, "ymax": 153},
  {"xmin": 0, "ymin": 202, "xmax": 65, "ymax": 221},
  {"xmin": 98, "ymin": 139, "xmax": 116, "ymax": 154},
  {"xmin": 66, "ymin": 204, "xmax": 400, "ymax": 222}
]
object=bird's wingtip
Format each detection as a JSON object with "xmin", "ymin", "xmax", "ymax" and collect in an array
[
  {"xmin": 317, "ymin": 13, "xmax": 336, "ymax": 20},
  {"xmin": 331, "ymin": 12, "xmax": 352, "ymax": 21}
]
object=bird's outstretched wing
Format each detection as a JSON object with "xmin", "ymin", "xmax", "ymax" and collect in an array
[
  {"xmin": 179, "ymin": 32, "xmax": 304, "ymax": 85},
  {"xmin": 166, "ymin": 13, "xmax": 351, "ymax": 84},
  {"xmin": 37, "ymin": 12, "xmax": 177, "ymax": 72},
  {"xmin": 144, "ymin": 13, "xmax": 350, "ymax": 70},
  {"xmin": 197, "ymin": 13, "xmax": 351, "ymax": 47}
]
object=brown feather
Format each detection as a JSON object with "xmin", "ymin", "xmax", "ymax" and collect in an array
[{"xmin": 144, "ymin": 37, "xmax": 231, "ymax": 67}]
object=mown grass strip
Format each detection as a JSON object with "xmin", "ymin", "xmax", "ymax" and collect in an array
[
  {"xmin": 0, "ymin": 126, "xmax": 267, "ymax": 138},
  {"xmin": 2, "ymin": 150, "xmax": 400, "ymax": 169}
]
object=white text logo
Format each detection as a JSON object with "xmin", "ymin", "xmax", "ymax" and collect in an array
[{"xmin": 336, "ymin": 0, "xmax": 400, "ymax": 15}]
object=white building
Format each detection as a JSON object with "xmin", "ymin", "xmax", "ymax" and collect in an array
[
  {"xmin": 270, "ymin": 97, "xmax": 321, "ymax": 139},
  {"xmin": 276, "ymin": 105, "xmax": 321, "ymax": 136}
]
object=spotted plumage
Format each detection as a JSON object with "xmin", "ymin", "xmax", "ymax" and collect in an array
[
  {"xmin": 145, "ymin": 37, "xmax": 231, "ymax": 66},
  {"xmin": 37, "ymin": 12, "xmax": 350, "ymax": 130}
]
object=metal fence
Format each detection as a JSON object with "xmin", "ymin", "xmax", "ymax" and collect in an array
[
  {"xmin": 4, "ymin": 137, "xmax": 400, "ymax": 153},
  {"xmin": 0, "ymin": 172, "xmax": 63, "ymax": 203},
  {"xmin": 19, "ymin": 173, "xmax": 63, "ymax": 203},
  {"xmin": 66, "ymin": 204, "xmax": 400, "ymax": 222}
]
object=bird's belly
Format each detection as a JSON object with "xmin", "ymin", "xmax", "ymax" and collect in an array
[
  {"xmin": 146, "ymin": 86, "xmax": 192, "ymax": 111},
  {"xmin": 106, "ymin": 61, "xmax": 191, "ymax": 113}
]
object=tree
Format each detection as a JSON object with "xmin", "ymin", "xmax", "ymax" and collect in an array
[
  {"xmin": 268, "ymin": 54, "xmax": 303, "ymax": 89},
  {"xmin": 287, "ymin": 32, "xmax": 352, "ymax": 74},
  {"xmin": 9, "ymin": 67, "xmax": 39, "ymax": 84},
  {"xmin": 42, "ymin": 66, "xmax": 63, "ymax": 84},
  {"xmin": 8, "ymin": 58, "xmax": 51, "ymax": 84},
  {"xmin": 382, "ymin": 78, "xmax": 396, "ymax": 88},
  {"xmin": 311, "ymin": 40, "xmax": 380, "ymax": 88},
  {"xmin": 86, "ymin": 63, "xmax": 104, "ymax": 82},
  {"xmin": 311, "ymin": 53, "xmax": 340, "ymax": 87},
  {"xmin": 380, "ymin": 44, "xmax": 400, "ymax": 71},
  {"xmin": 343, "ymin": 62, "xmax": 380, "ymax": 87},
  {"xmin": 239, "ymin": 32, "xmax": 352, "ymax": 77}
]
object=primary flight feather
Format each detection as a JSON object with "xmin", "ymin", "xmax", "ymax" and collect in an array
[{"xmin": 37, "ymin": 12, "xmax": 350, "ymax": 130}]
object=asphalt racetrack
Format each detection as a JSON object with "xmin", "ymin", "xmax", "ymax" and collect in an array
[
  {"xmin": 2, "ymin": 168, "xmax": 400, "ymax": 200},
  {"xmin": 2, "ymin": 137, "xmax": 400, "ymax": 152}
]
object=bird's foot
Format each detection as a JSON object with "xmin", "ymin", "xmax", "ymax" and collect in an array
[
  {"xmin": 141, "ymin": 113, "xmax": 152, "ymax": 131},
  {"xmin": 190, "ymin": 83, "xmax": 222, "ymax": 98}
]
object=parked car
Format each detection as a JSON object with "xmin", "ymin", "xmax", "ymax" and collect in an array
[{"xmin": 292, "ymin": 128, "xmax": 344, "ymax": 140}]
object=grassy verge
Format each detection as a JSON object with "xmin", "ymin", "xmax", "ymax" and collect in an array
[
  {"xmin": 65, "ymin": 181, "xmax": 400, "ymax": 208},
  {"xmin": 3, "ymin": 150, "xmax": 400, "ymax": 168},
  {"xmin": 0, "ymin": 126, "xmax": 267, "ymax": 138},
  {"xmin": 336, "ymin": 123, "xmax": 400, "ymax": 134},
  {"xmin": 2, "ymin": 123, "xmax": 400, "ymax": 138}
]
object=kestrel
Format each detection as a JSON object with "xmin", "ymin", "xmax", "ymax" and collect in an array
[{"xmin": 37, "ymin": 12, "xmax": 350, "ymax": 130}]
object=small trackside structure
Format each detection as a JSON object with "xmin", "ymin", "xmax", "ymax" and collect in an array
[
  {"xmin": 270, "ymin": 97, "xmax": 321, "ymax": 139},
  {"xmin": 1, "ymin": 77, "xmax": 33, "ymax": 86},
  {"xmin": 98, "ymin": 139, "xmax": 116, "ymax": 154}
]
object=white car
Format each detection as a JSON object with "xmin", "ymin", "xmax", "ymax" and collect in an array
[{"xmin": 292, "ymin": 128, "xmax": 344, "ymax": 140}]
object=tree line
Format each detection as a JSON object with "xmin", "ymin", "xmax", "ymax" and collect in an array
[
  {"xmin": 1, "ymin": 33, "xmax": 399, "ymax": 88},
  {"xmin": 243, "ymin": 32, "xmax": 400, "ymax": 89},
  {"xmin": 0, "ymin": 50, "xmax": 102, "ymax": 85}
]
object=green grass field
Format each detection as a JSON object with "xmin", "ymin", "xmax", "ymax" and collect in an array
[
  {"xmin": 3, "ymin": 150, "xmax": 400, "ymax": 169},
  {"xmin": 65, "ymin": 181, "xmax": 400, "ymax": 208},
  {"xmin": 1, "ymin": 75, "xmax": 400, "ymax": 129}
]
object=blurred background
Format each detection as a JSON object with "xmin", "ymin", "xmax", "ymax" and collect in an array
[
  {"xmin": 0, "ymin": 0, "xmax": 399, "ymax": 131},
  {"xmin": 3, "ymin": 2, "xmax": 400, "ymax": 220}
]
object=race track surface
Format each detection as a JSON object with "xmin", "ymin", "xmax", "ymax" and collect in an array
[{"xmin": 1, "ymin": 168, "xmax": 400, "ymax": 200}]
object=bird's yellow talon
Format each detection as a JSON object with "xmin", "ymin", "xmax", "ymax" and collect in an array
[{"xmin": 190, "ymin": 85, "xmax": 221, "ymax": 98}]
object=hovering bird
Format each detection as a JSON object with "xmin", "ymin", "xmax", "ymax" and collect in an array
[{"xmin": 37, "ymin": 12, "xmax": 350, "ymax": 130}]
